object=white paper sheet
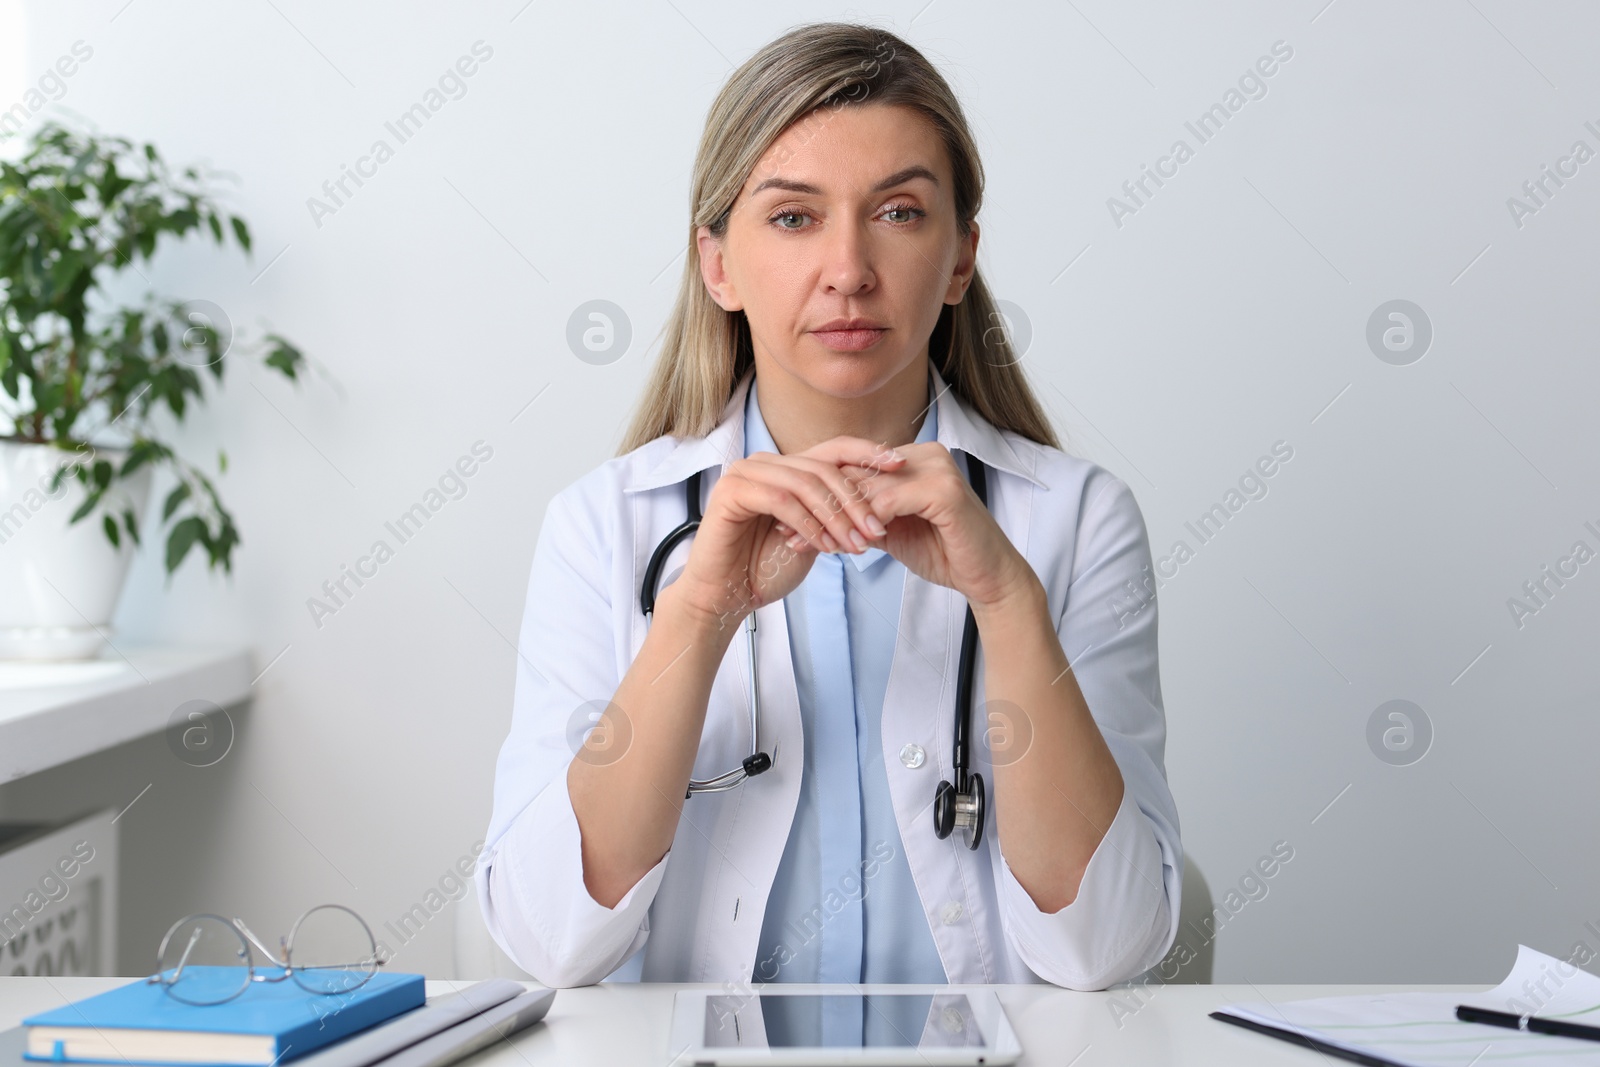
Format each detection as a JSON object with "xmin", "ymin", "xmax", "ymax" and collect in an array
[{"xmin": 1216, "ymin": 945, "xmax": 1600, "ymax": 1066}]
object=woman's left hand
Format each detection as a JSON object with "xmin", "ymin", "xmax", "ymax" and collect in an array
[{"xmin": 842, "ymin": 442, "xmax": 1038, "ymax": 613}]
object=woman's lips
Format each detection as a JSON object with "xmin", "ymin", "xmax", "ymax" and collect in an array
[{"xmin": 811, "ymin": 327, "xmax": 887, "ymax": 351}]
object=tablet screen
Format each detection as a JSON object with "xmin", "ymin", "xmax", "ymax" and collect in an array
[{"xmin": 703, "ymin": 993, "xmax": 987, "ymax": 1050}]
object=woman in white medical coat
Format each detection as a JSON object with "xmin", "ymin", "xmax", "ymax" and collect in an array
[{"xmin": 476, "ymin": 22, "xmax": 1183, "ymax": 991}]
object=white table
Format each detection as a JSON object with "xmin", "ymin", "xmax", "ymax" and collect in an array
[{"xmin": 0, "ymin": 977, "xmax": 1487, "ymax": 1065}]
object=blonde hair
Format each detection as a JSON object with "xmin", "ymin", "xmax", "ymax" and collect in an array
[{"xmin": 620, "ymin": 21, "xmax": 1060, "ymax": 453}]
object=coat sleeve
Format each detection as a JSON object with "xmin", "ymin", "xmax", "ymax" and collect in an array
[
  {"xmin": 474, "ymin": 480, "xmax": 672, "ymax": 987},
  {"xmin": 992, "ymin": 467, "xmax": 1183, "ymax": 989}
]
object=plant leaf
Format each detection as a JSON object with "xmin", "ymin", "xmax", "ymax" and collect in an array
[
  {"xmin": 123, "ymin": 508, "xmax": 140, "ymax": 546},
  {"xmin": 263, "ymin": 337, "xmax": 304, "ymax": 381},
  {"xmin": 103, "ymin": 513, "xmax": 120, "ymax": 548},
  {"xmin": 229, "ymin": 215, "xmax": 251, "ymax": 253},
  {"xmin": 162, "ymin": 482, "xmax": 190, "ymax": 521},
  {"xmin": 68, "ymin": 488, "xmax": 101, "ymax": 524},
  {"xmin": 120, "ymin": 439, "xmax": 155, "ymax": 478},
  {"xmin": 165, "ymin": 515, "xmax": 206, "ymax": 573}
]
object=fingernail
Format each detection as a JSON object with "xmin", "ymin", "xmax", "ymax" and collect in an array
[
  {"xmin": 822, "ymin": 532, "xmax": 840, "ymax": 553},
  {"xmin": 848, "ymin": 529, "xmax": 868, "ymax": 552},
  {"xmin": 864, "ymin": 514, "xmax": 887, "ymax": 537},
  {"xmin": 786, "ymin": 534, "xmax": 805, "ymax": 550}
]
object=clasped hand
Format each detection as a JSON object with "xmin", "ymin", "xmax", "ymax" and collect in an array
[{"xmin": 669, "ymin": 435, "xmax": 1037, "ymax": 631}]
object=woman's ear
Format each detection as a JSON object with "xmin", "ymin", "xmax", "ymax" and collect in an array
[
  {"xmin": 944, "ymin": 220, "xmax": 979, "ymax": 305},
  {"xmin": 697, "ymin": 224, "xmax": 743, "ymax": 311}
]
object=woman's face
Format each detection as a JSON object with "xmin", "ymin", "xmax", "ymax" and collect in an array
[{"xmin": 697, "ymin": 101, "xmax": 978, "ymax": 401}]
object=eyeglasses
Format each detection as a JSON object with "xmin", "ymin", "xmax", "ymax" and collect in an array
[{"xmin": 147, "ymin": 904, "xmax": 385, "ymax": 1006}]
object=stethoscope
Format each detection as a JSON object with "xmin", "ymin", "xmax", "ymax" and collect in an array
[{"xmin": 638, "ymin": 456, "xmax": 990, "ymax": 850}]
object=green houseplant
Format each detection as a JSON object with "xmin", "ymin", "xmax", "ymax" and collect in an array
[{"xmin": 0, "ymin": 120, "xmax": 311, "ymax": 657}]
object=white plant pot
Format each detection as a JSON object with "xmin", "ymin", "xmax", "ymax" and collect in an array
[{"xmin": 0, "ymin": 440, "xmax": 154, "ymax": 661}]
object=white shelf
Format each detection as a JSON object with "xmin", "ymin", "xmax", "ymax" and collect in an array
[{"xmin": 0, "ymin": 645, "xmax": 255, "ymax": 782}]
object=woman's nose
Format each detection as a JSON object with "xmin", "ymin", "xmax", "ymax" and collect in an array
[{"xmin": 819, "ymin": 223, "xmax": 875, "ymax": 294}]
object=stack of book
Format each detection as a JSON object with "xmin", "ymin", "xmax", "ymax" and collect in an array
[{"xmin": 9, "ymin": 969, "xmax": 552, "ymax": 1067}]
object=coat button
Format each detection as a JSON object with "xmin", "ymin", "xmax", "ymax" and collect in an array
[
  {"xmin": 899, "ymin": 743, "xmax": 926, "ymax": 769},
  {"xmin": 941, "ymin": 900, "xmax": 964, "ymax": 925}
]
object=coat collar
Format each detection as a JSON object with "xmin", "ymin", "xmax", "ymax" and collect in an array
[{"xmin": 621, "ymin": 364, "xmax": 1049, "ymax": 492}]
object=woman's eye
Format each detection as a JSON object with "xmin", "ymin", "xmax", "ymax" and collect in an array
[{"xmin": 767, "ymin": 205, "xmax": 923, "ymax": 231}]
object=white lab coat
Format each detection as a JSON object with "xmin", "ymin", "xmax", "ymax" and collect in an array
[{"xmin": 475, "ymin": 366, "xmax": 1183, "ymax": 990}]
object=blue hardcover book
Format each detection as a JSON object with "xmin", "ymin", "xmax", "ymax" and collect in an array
[{"xmin": 22, "ymin": 967, "xmax": 426, "ymax": 1066}]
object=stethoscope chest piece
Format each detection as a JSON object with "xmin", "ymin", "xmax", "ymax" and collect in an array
[{"xmin": 934, "ymin": 771, "xmax": 986, "ymax": 850}]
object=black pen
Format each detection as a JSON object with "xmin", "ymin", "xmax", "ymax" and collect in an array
[{"xmin": 1457, "ymin": 1004, "xmax": 1600, "ymax": 1042}]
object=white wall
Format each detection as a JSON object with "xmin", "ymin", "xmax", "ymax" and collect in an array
[{"xmin": 3, "ymin": 0, "xmax": 1596, "ymax": 983}]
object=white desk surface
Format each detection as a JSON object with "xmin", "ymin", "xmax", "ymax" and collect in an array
[{"xmin": 0, "ymin": 976, "xmax": 1489, "ymax": 1065}]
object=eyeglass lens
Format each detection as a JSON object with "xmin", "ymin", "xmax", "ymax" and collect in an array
[
  {"xmin": 156, "ymin": 916, "xmax": 252, "ymax": 1005},
  {"xmin": 288, "ymin": 905, "xmax": 379, "ymax": 994}
]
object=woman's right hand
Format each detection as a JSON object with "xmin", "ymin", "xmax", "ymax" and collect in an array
[{"xmin": 664, "ymin": 436, "xmax": 907, "ymax": 632}]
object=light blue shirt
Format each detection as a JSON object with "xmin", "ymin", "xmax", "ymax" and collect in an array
[{"xmin": 745, "ymin": 378, "xmax": 947, "ymax": 1014}]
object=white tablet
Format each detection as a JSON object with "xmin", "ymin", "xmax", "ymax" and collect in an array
[{"xmin": 667, "ymin": 985, "xmax": 1023, "ymax": 1066}]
